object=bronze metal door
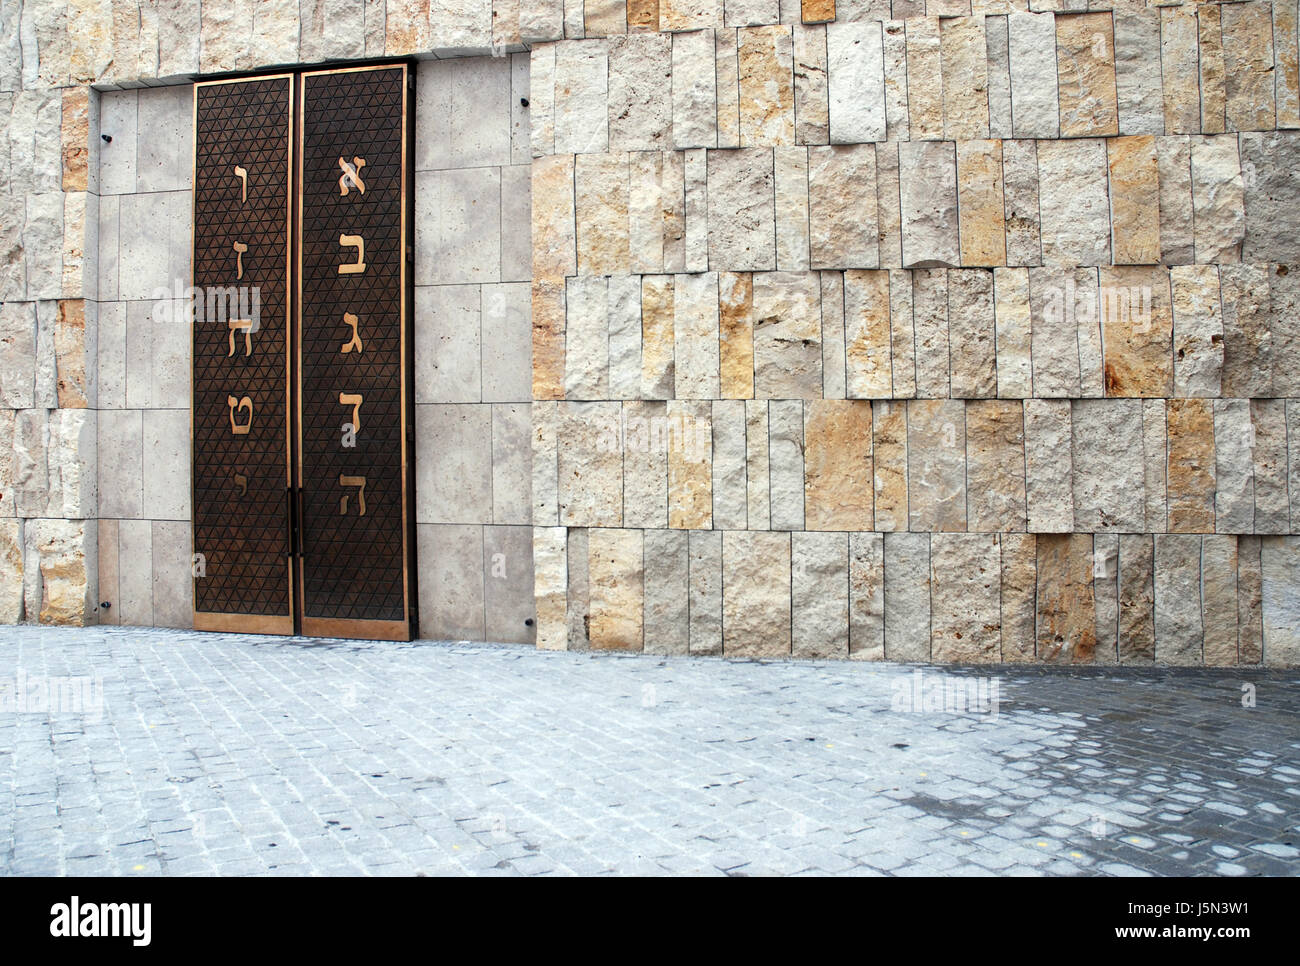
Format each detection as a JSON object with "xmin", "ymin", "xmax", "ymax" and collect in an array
[
  {"xmin": 191, "ymin": 75, "xmax": 295, "ymax": 635},
  {"xmin": 296, "ymin": 65, "xmax": 414, "ymax": 641},
  {"xmin": 191, "ymin": 66, "xmax": 414, "ymax": 640}
]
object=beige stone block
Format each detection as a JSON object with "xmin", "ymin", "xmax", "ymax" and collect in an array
[
  {"xmin": 608, "ymin": 32, "xmax": 673, "ymax": 151},
  {"xmin": 803, "ymin": 399, "xmax": 873, "ymax": 531},
  {"xmin": 685, "ymin": 149, "xmax": 709, "ymax": 271},
  {"xmin": 672, "ymin": 27, "xmax": 718, "ymax": 149},
  {"xmin": 1099, "ymin": 265, "xmax": 1172, "ymax": 398},
  {"xmin": 712, "ymin": 399, "xmax": 748, "ymax": 529},
  {"xmin": 532, "ymin": 279, "xmax": 566, "ymax": 402},
  {"xmin": 1156, "ymin": 136, "xmax": 1194, "ymax": 266},
  {"xmin": 1000, "ymin": 532, "xmax": 1036, "ymax": 662},
  {"xmin": 1142, "ymin": 398, "xmax": 1167, "ymax": 534},
  {"xmin": 1201, "ymin": 534, "xmax": 1239, "ymax": 665},
  {"xmin": 1261, "ymin": 536, "xmax": 1300, "ymax": 666},
  {"xmin": 941, "ymin": 16, "xmax": 989, "ymax": 141},
  {"xmin": 533, "ymin": 526, "xmax": 568, "ymax": 650},
  {"xmin": 587, "ymin": 529, "xmax": 644, "ymax": 651},
  {"xmin": 1167, "ymin": 398, "xmax": 1216, "ymax": 534},
  {"xmin": 667, "ymin": 399, "xmax": 712, "ymax": 528},
  {"xmin": 966, "ymin": 399, "xmax": 1026, "ymax": 532},
  {"xmin": 687, "ymin": 530, "xmax": 722, "ymax": 654},
  {"xmin": 1219, "ymin": 264, "xmax": 1271, "ymax": 398},
  {"xmin": 625, "ymin": 0, "xmax": 659, "ymax": 32},
  {"xmin": 532, "ymin": 156, "xmax": 576, "ymax": 279},
  {"xmin": 1008, "ymin": 11, "xmax": 1060, "ymax": 139},
  {"xmin": 640, "ymin": 275, "xmax": 676, "ymax": 398},
  {"xmin": 774, "ymin": 146, "xmax": 810, "ymax": 270},
  {"xmin": 905, "ymin": 17, "xmax": 943, "ymax": 140},
  {"xmin": 584, "ymin": 0, "xmax": 627, "ymax": 37},
  {"xmin": 884, "ymin": 531, "xmax": 930, "ymax": 661},
  {"xmin": 1027, "ymin": 267, "xmax": 1081, "ymax": 397},
  {"xmin": 1213, "ymin": 398, "xmax": 1255, "ymax": 535},
  {"xmin": 899, "ymin": 141, "xmax": 959, "ymax": 269},
  {"xmin": 707, "ymin": 148, "xmax": 776, "ymax": 270},
  {"xmin": 622, "ymin": 401, "xmax": 668, "ymax": 528},
  {"xmin": 723, "ymin": 531, "xmax": 791, "ymax": 657},
  {"xmin": 881, "ymin": 20, "xmax": 909, "ymax": 142},
  {"xmin": 889, "ymin": 269, "xmax": 916, "ymax": 397},
  {"xmin": 673, "ymin": 271, "xmax": 720, "ymax": 398},
  {"xmin": 792, "ymin": 531, "xmax": 848, "ymax": 658},
  {"xmin": 558, "ymin": 402, "xmax": 623, "ymax": 527},
  {"xmin": 628, "ymin": 153, "xmax": 667, "ymax": 274},
  {"xmin": 1114, "ymin": 8, "xmax": 1163, "ymax": 136},
  {"xmin": 1116, "ymin": 533, "xmax": 1155, "ymax": 664},
  {"xmin": 912, "ymin": 268, "xmax": 949, "ymax": 398},
  {"xmin": 1107, "ymin": 135, "xmax": 1161, "ymax": 266},
  {"xmin": 843, "ymin": 270, "xmax": 890, "ymax": 399},
  {"xmin": 1160, "ymin": 6, "xmax": 1200, "ymax": 135},
  {"xmin": 1253, "ymin": 398, "xmax": 1289, "ymax": 535},
  {"xmin": 1002, "ymin": 138, "xmax": 1041, "ymax": 268},
  {"xmin": 745, "ymin": 399, "xmax": 770, "ymax": 529},
  {"xmin": 754, "ymin": 270, "xmax": 822, "ymax": 397},
  {"xmin": 644, "ymin": 528, "xmax": 689, "ymax": 655},
  {"xmin": 930, "ymin": 533, "xmax": 1000, "ymax": 663},
  {"xmin": 1053, "ymin": 12, "xmax": 1118, "ymax": 138},
  {"xmin": 1037, "ymin": 138, "xmax": 1111, "ymax": 266},
  {"xmin": 661, "ymin": 0, "xmax": 723, "ymax": 32},
  {"xmin": 793, "ymin": 23, "xmax": 830, "ymax": 146},
  {"xmin": 530, "ymin": 45, "xmax": 557, "ymax": 157},
  {"xmin": 1170, "ymin": 264, "xmax": 1224, "ymax": 397},
  {"xmin": 769, "ymin": 399, "xmax": 805, "ymax": 529},
  {"xmin": 1224, "ymin": 1, "xmax": 1276, "ymax": 133},
  {"xmin": 1024, "ymin": 398, "xmax": 1072, "ymax": 533},
  {"xmin": 23, "ymin": 519, "xmax": 94, "ymax": 626},
  {"xmin": 1094, "ymin": 531, "xmax": 1119, "ymax": 664},
  {"xmin": 870, "ymin": 400, "xmax": 907, "ymax": 532},
  {"xmin": 801, "ymin": 0, "xmax": 835, "ymax": 23},
  {"xmin": 739, "ymin": 25, "xmax": 796, "ymax": 145},
  {"xmin": 0, "ymin": 519, "xmax": 22, "ymax": 622},
  {"xmin": 564, "ymin": 276, "xmax": 610, "ymax": 399},
  {"xmin": 719, "ymin": 272, "xmax": 755, "ymax": 399},
  {"xmin": 1190, "ymin": 135, "xmax": 1244, "ymax": 264},
  {"xmin": 1198, "ymin": 4, "xmax": 1226, "ymax": 135},
  {"xmin": 847, "ymin": 530, "xmax": 884, "ymax": 660},
  {"xmin": 1071, "ymin": 398, "xmax": 1144, "ymax": 532},
  {"xmin": 876, "ymin": 142, "xmax": 902, "ymax": 269},
  {"xmin": 1153, "ymin": 533, "xmax": 1203, "ymax": 665},
  {"xmin": 809, "ymin": 144, "xmax": 878, "ymax": 269},
  {"xmin": 554, "ymin": 40, "xmax": 609, "ymax": 154},
  {"xmin": 947, "ymin": 269, "xmax": 997, "ymax": 398},
  {"xmin": 956, "ymin": 140, "xmax": 1005, "ymax": 267},
  {"xmin": 1276, "ymin": 0, "xmax": 1300, "ymax": 129},
  {"xmin": 565, "ymin": 525, "xmax": 589, "ymax": 650},
  {"xmin": 576, "ymin": 152, "xmax": 630, "ymax": 275},
  {"xmin": 532, "ymin": 401, "xmax": 560, "ymax": 526},
  {"xmin": 1241, "ymin": 133, "xmax": 1300, "ymax": 264},
  {"xmin": 1238, "ymin": 535, "xmax": 1264, "ymax": 663},
  {"xmin": 993, "ymin": 267, "xmax": 1032, "ymax": 397},
  {"xmin": 1035, "ymin": 533, "xmax": 1096, "ymax": 663},
  {"xmin": 716, "ymin": 27, "xmax": 741, "ymax": 148},
  {"xmin": 907, "ymin": 398, "xmax": 966, "ymax": 532}
]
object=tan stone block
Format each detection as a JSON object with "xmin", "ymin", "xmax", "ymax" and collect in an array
[
  {"xmin": 627, "ymin": 0, "xmax": 660, "ymax": 31},
  {"xmin": 883, "ymin": 20, "xmax": 909, "ymax": 141},
  {"xmin": 608, "ymin": 33, "xmax": 672, "ymax": 150},
  {"xmin": 809, "ymin": 144, "xmax": 879, "ymax": 269},
  {"xmin": 1093, "ymin": 532, "xmax": 1119, "ymax": 663},
  {"xmin": 1099, "ymin": 265, "xmax": 1172, "ymax": 398},
  {"xmin": 900, "ymin": 141, "xmax": 959, "ymax": 269},
  {"xmin": 532, "ymin": 401, "xmax": 560, "ymax": 525},
  {"xmin": 1160, "ymin": 6, "xmax": 1200, "ymax": 135},
  {"xmin": 707, "ymin": 148, "xmax": 776, "ymax": 271},
  {"xmin": 794, "ymin": 24, "xmax": 830, "ymax": 145},
  {"xmin": 912, "ymin": 268, "xmax": 949, "ymax": 397},
  {"xmin": 585, "ymin": 0, "xmax": 628, "ymax": 36},
  {"xmin": 907, "ymin": 398, "xmax": 966, "ymax": 532},
  {"xmin": 1118, "ymin": 533, "xmax": 1155, "ymax": 663},
  {"xmin": 1142, "ymin": 398, "xmax": 1167, "ymax": 533},
  {"xmin": 712, "ymin": 399, "xmax": 747, "ymax": 528},
  {"xmin": 884, "ymin": 531, "xmax": 930, "ymax": 661},
  {"xmin": 23, "ymin": 519, "xmax": 94, "ymax": 626},
  {"xmin": 715, "ymin": 28, "xmax": 741, "ymax": 149},
  {"xmin": 575, "ymin": 153, "xmax": 630, "ymax": 275},
  {"xmin": 1107, "ymin": 135, "xmax": 1161, "ymax": 266},
  {"xmin": 1167, "ymin": 398, "xmax": 1216, "ymax": 533},
  {"xmin": 660, "ymin": 0, "xmax": 723, "ymax": 32},
  {"xmin": 61, "ymin": 88, "xmax": 89, "ymax": 193},
  {"xmin": 1197, "ymin": 4, "xmax": 1226, "ymax": 135},
  {"xmin": 1219, "ymin": 264, "xmax": 1271, "ymax": 398},
  {"xmin": 558, "ymin": 402, "xmax": 623, "ymax": 526},
  {"xmin": 905, "ymin": 17, "xmax": 943, "ymax": 140},
  {"xmin": 672, "ymin": 27, "xmax": 718, "ymax": 149},
  {"xmin": 723, "ymin": 531, "xmax": 791, "ymax": 657},
  {"xmin": 820, "ymin": 271, "xmax": 847, "ymax": 399},
  {"xmin": 668, "ymin": 399, "xmax": 712, "ymax": 529},
  {"xmin": 644, "ymin": 529, "xmax": 688, "ymax": 655},
  {"xmin": 1002, "ymin": 138, "xmax": 1041, "ymax": 268},
  {"xmin": 662, "ymin": 151, "xmax": 688, "ymax": 272},
  {"xmin": 1238, "ymin": 535, "xmax": 1263, "ymax": 663},
  {"xmin": 792, "ymin": 531, "xmax": 848, "ymax": 658},
  {"xmin": 688, "ymin": 530, "xmax": 722, "ymax": 654},
  {"xmin": 804, "ymin": 399, "xmax": 873, "ymax": 531},
  {"xmin": 746, "ymin": 399, "xmax": 770, "ymax": 529},
  {"xmin": 739, "ymin": 25, "xmax": 796, "ymax": 146},
  {"xmin": 1253, "ymin": 398, "xmax": 1289, "ymax": 535},
  {"xmin": 948, "ymin": 269, "xmax": 997, "ymax": 398},
  {"xmin": 1036, "ymin": 533, "xmax": 1096, "ymax": 663},
  {"xmin": 769, "ymin": 399, "xmax": 805, "ymax": 530},
  {"xmin": 564, "ymin": 276, "xmax": 611, "ymax": 398},
  {"xmin": 719, "ymin": 272, "xmax": 755, "ymax": 398},
  {"xmin": 1170, "ymin": 263, "xmax": 1224, "ymax": 397},
  {"xmin": 1154, "ymin": 533, "xmax": 1204, "ymax": 665},
  {"xmin": 1190, "ymin": 134, "xmax": 1244, "ymax": 264},
  {"xmin": 588, "ymin": 529, "xmax": 644, "ymax": 651},
  {"xmin": 534, "ymin": 527, "xmax": 568, "ymax": 650},
  {"xmin": 1028, "ymin": 267, "xmax": 1082, "ymax": 397},
  {"xmin": 532, "ymin": 156, "xmax": 576, "ymax": 279},
  {"xmin": 1202, "ymin": 535, "xmax": 1239, "ymax": 665},
  {"xmin": 554, "ymin": 40, "xmax": 609, "ymax": 154},
  {"xmin": 849, "ymin": 530, "xmax": 884, "ymax": 660},
  {"xmin": 876, "ymin": 142, "xmax": 902, "ymax": 269},
  {"xmin": 1157, "ymin": 136, "xmax": 1195, "ymax": 266},
  {"xmin": 994, "ymin": 266, "xmax": 1032, "ymax": 397},
  {"xmin": 0, "ymin": 519, "xmax": 22, "ymax": 623},
  {"xmin": 802, "ymin": 0, "xmax": 835, "ymax": 23},
  {"xmin": 931, "ymin": 532, "xmax": 1001, "ymax": 663},
  {"xmin": 1037, "ymin": 138, "xmax": 1111, "ymax": 267},
  {"xmin": 1223, "ymin": 1, "xmax": 1276, "ymax": 133},
  {"xmin": 532, "ymin": 279, "xmax": 566, "ymax": 401},
  {"xmin": 1009, "ymin": 11, "xmax": 1060, "ymax": 139},
  {"xmin": 1114, "ymin": 8, "xmax": 1163, "ymax": 136},
  {"xmin": 941, "ymin": 16, "xmax": 990, "ymax": 141},
  {"xmin": 754, "ymin": 271, "xmax": 822, "ymax": 397},
  {"xmin": 956, "ymin": 139, "xmax": 1005, "ymax": 267},
  {"xmin": 889, "ymin": 269, "xmax": 916, "ymax": 397},
  {"xmin": 1001, "ymin": 532, "xmax": 1036, "ymax": 662},
  {"xmin": 870, "ymin": 400, "xmax": 907, "ymax": 532},
  {"xmin": 673, "ymin": 272, "xmax": 720, "ymax": 398},
  {"xmin": 966, "ymin": 399, "xmax": 1026, "ymax": 532},
  {"xmin": 1276, "ymin": 0, "xmax": 1300, "ymax": 129},
  {"xmin": 1024, "ymin": 398, "xmax": 1073, "ymax": 532},
  {"xmin": 843, "ymin": 270, "xmax": 890, "ymax": 399}
]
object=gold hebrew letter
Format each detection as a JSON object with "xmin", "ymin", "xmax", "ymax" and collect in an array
[
  {"xmin": 337, "ymin": 156, "xmax": 367, "ymax": 196},
  {"xmin": 338, "ymin": 234, "xmax": 365, "ymax": 274},
  {"xmin": 227, "ymin": 319, "xmax": 254, "ymax": 357},
  {"xmin": 227, "ymin": 395, "xmax": 253, "ymax": 435},
  {"xmin": 233, "ymin": 241, "xmax": 248, "ymax": 280},
  {"xmin": 339, "ymin": 475, "xmax": 367, "ymax": 516},
  {"xmin": 234, "ymin": 473, "xmax": 248, "ymax": 496},
  {"xmin": 341, "ymin": 312, "xmax": 363, "ymax": 354},
  {"xmin": 339, "ymin": 393, "xmax": 363, "ymax": 434},
  {"xmin": 234, "ymin": 165, "xmax": 248, "ymax": 203}
]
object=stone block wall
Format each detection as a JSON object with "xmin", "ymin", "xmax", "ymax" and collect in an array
[{"xmin": 527, "ymin": 0, "xmax": 1300, "ymax": 666}]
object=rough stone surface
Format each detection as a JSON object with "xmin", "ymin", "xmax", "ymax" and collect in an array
[
  {"xmin": 843, "ymin": 270, "xmax": 891, "ymax": 398},
  {"xmin": 1107, "ymin": 135, "xmax": 1161, "ymax": 265},
  {"xmin": 739, "ymin": 25, "xmax": 796, "ymax": 145},
  {"xmin": 722, "ymin": 531, "xmax": 791, "ymax": 657},
  {"xmin": 947, "ymin": 269, "xmax": 996, "ymax": 398},
  {"xmin": 673, "ymin": 272, "xmax": 720, "ymax": 398},
  {"xmin": 588, "ymin": 529, "xmax": 644, "ymax": 651},
  {"xmin": 956, "ymin": 140, "xmax": 1005, "ymax": 269},
  {"xmin": 608, "ymin": 33, "xmax": 673, "ymax": 151},
  {"xmin": 1213, "ymin": 399, "xmax": 1255, "ymax": 536},
  {"xmin": 792, "ymin": 531, "xmax": 848, "ymax": 659},
  {"xmin": 672, "ymin": 28, "xmax": 718, "ymax": 149},
  {"xmin": 1261, "ymin": 537, "xmax": 1300, "ymax": 666},
  {"xmin": 707, "ymin": 148, "xmax": 776, "ymax": 271},
  {"xmin": 688, "ymin": 531, "xmax": 723, "ymax": 655},
  {"xmin": 930, "ymin": 533, "xmax": 1000, "ymax": 663},
  {"xmin": 1222, "ymin": 1, "xmax": 1276, "ymax": 133},
  {"xmin": 994, "ymin": 267, "xmax": 1032, "ymax": 397},
  {"xmin": 1154, "ymin": 534, "xmax": 1203, "ymax": 666},
  {"xmin": 809, "ymin": 145, "xmax": 878, "ymax": 269},
  {"xmin": 899, "ymin": 141, "xmax": 958, "ymax": 269},
  {"xmin": 847, "ymin": 530, "xmax": 884, "ymax": 660},
  {"xmin": 667, "ymin": 400, "xmax": 712, "ymax": 530},
  {"xmin": 793, "ymin": 23, "xmax": 830, "ymax": 145},
  {"xmin": 907, "ymin": 399, "xmax": 966, "ymax": 532},
  {"xmin": 1190, "ymin": 135, "xmax": 1245, "ymax": 264},
  {"xmin": 1240, "ymin": 132, "xmax": 1300, "ymax": 262},
  {"xmin": 1024, "ymin": 398, "xmax": 1073, "ymax": 534},
  {"xmin": 1036, "ymin": 138, "xmax": 1110, "ymax": 267},
  {"xmin": 1002, "ymin": 138, "xmax": 1041, "ymax": 268},
  {"xmin": 871, "ymin": 401, "xmax": 907, "ymax": 532},
  {"xmin": 804, "ymin": 400, "xmax": 873, "ymax": 531},
  {"xmin": 643, "ymin": 528, "xmax": 689, "ymax": 656},
  {"xmin": 1170, "ymin": 264, "xmax": 1224, "ymax": 398},
  {"xmin": 1166, "ymin": 398, "xmax": 1216, "ymax": 534},
  {"xmin": 712, "ymin": 400, "xmax": 748, "ymax": 530},
  {"xmin": 883, "ymin": 531, "xmax": 930, "ymax": 662},
  {"xmin": 1009, "ymin": 11, "xmax": 1059, "ymax": 138},
  {"xmin": 965, "ymin": 400, "xmax": 1025, "ymax": 533},
  {"xmin": 1099, "ymin": 265, "xmax": 1172, "ymax": 398},
  {"xmin": 1071, "ymin": 399, "xmax": 1144, "ymax": 533},
  {"xmin": 1035, "ymin": 533, "xmax": 1096, "ymax": 664},
  {"xmin": 904, "ymin": 17, "xmax": 943, "ymax": 140},
  {"xmin": 754, "ymin": 271, "xmax": 822, "ymax": 398},
  {"xmin": 827, "ymin": 21, "xmax": 885, "ymax": 144},
  {"xmin": 769, "ymin": 399, "xmax": 805, "ymax": 531},
  {"xmin": 941, "ymin": 15, "xmax": 989, "ymax": 141}
]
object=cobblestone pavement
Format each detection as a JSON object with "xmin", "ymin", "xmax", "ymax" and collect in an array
[{"xmin": 1, "ymin": 624, "xmax": 1298, "ymax": 876}]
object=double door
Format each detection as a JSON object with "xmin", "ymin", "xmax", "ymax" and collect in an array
[{"xmin": 190, "ymin": 65, "xmax": 415, "ymax": 640}]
